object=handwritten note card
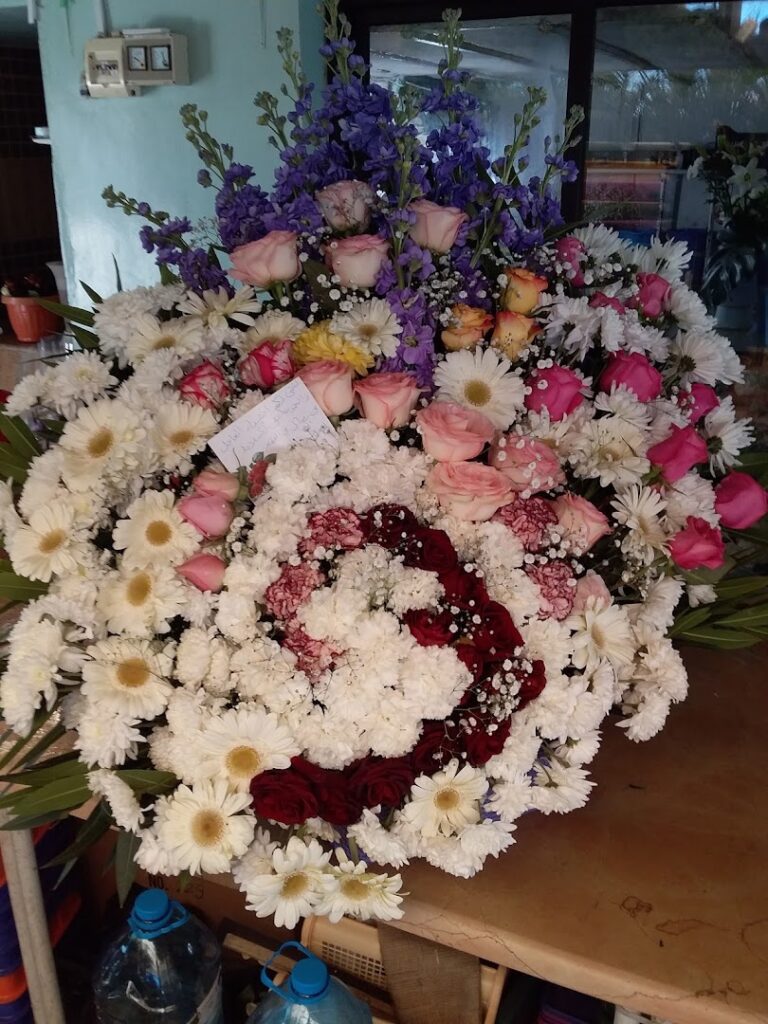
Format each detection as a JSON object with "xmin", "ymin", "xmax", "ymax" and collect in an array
[{"xmin": 208, "ymin": 378, "xmax": 339, "ymax": 472}]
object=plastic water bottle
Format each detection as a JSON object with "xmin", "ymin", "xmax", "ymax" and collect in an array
[
  {"xmin": 93, "ymin": 887, "xmax": 224, "ymax": 1023},
  {"xmin": 248, "ymin": 941, "xmax": 372, "ymax": 1024}
]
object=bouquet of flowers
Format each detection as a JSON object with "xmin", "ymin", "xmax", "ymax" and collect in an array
[{"xmin": 1, "ymin": 4, "xmax": 766, "ymax": 926}]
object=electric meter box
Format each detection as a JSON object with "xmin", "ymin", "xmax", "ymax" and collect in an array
[{"xmin": 84, "ymin": 32, "xmax": 188, "ymax": 98}]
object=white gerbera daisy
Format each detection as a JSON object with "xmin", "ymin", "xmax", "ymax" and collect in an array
[
  {"xmin": 702, "ymin": 397, "xmax": 754, "ymax": 473},
  {"xmin": 315, "ymin": 851, "xmax": 403, "ymax": 923},
  {"xmin": 239, "ymin": 309, "xmax": 306, "ymax": 354},
  {"xmin": 670, "ymin": 331, "xmax": 742, "ymax": 386},
  {"xmin": 124, "ymin": 313, "xmax": 207, "ymax": 365},
  {"xmin": 152, "ymin": 401, "xmax": 218, "ymax": 472},
  {"xmin": 400, "ymin": 759, "xmax": 487, "ymax": 838},
  {"xmin": 570, "ymin": 416, "xmax": 649, "ymax": 488},
  {"xmin": 567, "ymin": 602, "xmax": 635, "ymax": 672},
  {"xmin": 241, "ymin": 836, "xmax": 331, "ymax": 929},
  {"xmin": 633, "ymin": 237, "xmax": 691, "ymax": 281},
  {"xmin": 155, "ymin": 780, "xmax": 255, "ymax": 875},
  {"xmin": 331, "ymin": 299, "xmax": 402, "ymax": 358},
  {"xmin": 434, "ymin": 348, "xmax": 524, "ymax": 429},
  {"xmin": 176, "ymin": 285, "xmax": 262, "ymax": 335},
  {"xmin": 82, "ymin": 637, "xmax": 173, "ymax": 718},
  {"xmin": 195, "ymin": 706, "xmax": 300, "ymax": 791},
  {"xmin": 666, "ymin": 287, "xmax": 712, "ymax": 332},
  {"xmin": 42, "ymin": 352, "xmax": 117, "ymax": 419},
  {"xmin": 7, "ymin": 499, "xmax": 86, "ymax": 582},
  {"xmin": 113, "ymin": 490, "xmax": 199, "ymax": 568},
  {"xmin": 611, "ymin": 485, "xmax": 668, "ymax": 565},
  {"xmin": 573, "ymin": 223, "xmax": 630, "ymax": 263},
  {"xmin": 60, "ymin": 399, "xmax": 145, "ymax": 490},
  {"xmin": 99, "ymin": 564, "xmax": 187, "ymax": 636},
  {"xmin": 87, "ymin": 769, "xmax": 145, "ymax": 832}
]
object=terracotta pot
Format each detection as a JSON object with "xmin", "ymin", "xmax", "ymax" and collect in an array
[{"xmin": 2, "ymin": 295, "xmax": 63, "ymax": 344}]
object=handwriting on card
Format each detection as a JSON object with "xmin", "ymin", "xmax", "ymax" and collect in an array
[{"xmin": 208, "ymin": 378, "xmax": 339, "ymax": 472}]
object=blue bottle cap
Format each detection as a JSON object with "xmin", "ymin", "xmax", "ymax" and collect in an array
[
  {"xmin": 289, "ymin": 955, "xmax": 329, "ymax": 999},
  {"xmin": 132, "ymin": 888, "xmax": 173, "ymax": 927}
]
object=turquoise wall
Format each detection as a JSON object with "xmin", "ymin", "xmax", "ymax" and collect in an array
[{"xmin": 20, "ymin": 0, "xmax": 323, "ymax": 303}]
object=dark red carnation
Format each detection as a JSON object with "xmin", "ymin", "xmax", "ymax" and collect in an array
[
  {"xmin": 404, "ymin": 607, "xmax": 454, "ymax": 647},
  {"xmin": 410, "ymin": 722, "xmax": 456, "ymax": 774},
  {"xmin": 472, "ymin": 601, "xmax": 523, "ymax": 655},
  {"xmin": 299, "ymin": 508, "xmax": 364, "ymax": 557},
  {"xmin": 250, "ymin": 766, "xmax": 318, "ymax": 825},
  {"xmin": 360, "ymin": 504, "xmax": 420, "ymax": 548},
  {"xmin": 462, "ymin": 719, "xmax": 511, "ymax": 767},
  {"xmin": 348, "ymin": 756, "xmax": 415, "ymax": 809},
  {"xmin": 401, "ymin": 527, "xmax": 459, "ymax": 574}
]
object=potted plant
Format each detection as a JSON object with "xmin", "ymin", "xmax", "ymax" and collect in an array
[{"xmin": 1, "ymin": 266, "xmax": 63, "ymax": 343}]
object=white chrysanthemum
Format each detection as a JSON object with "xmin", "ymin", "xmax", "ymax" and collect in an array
[
  {"xmin": 434, "ymin": 348, "xmax": 524, "ymax": 429},
  {"xmin": 347, "ymin": 809, "xmax": 410, "ymax": 868},
  {"xmin": 112, "ymin": 490, "xmax": 199, "ymax": 568},
  {"xmin": 570, "ymin": 416, "xmax": 649, "ymax": 488},
  {"xmin": 41, "ymin": 352, "xmax": 117, "ymax": 419},
  {"xmin": 400, "ymin": 759, "xmax": 487, "ymax": 838},
  {"xmin": 240, "ymin": 836, "xmax": 331, "ymax": 929},
  {"xmin": 7, "ymin": 499, "xmax": 86, "ymax": 582},
  {"xmin": 611, "ymin": 485, "xmax": 668, "ymax": 565},
  {"xmin": 687, "ymin": 583, "xmax": 717, "ymax": 608},
  {"xmin": 238, "ymin": 309, "xmax": 306, "ymax": 354},
  {"xmin": 152, "ymin": 400, "xmax": 218, "ymax": 472},
  {"xmin": 5, "ymin": 369, "xmax": 52, "ymax": 416},
  {"xmin": 176, "ymin": 285, "xmax": 262, "ymax": 335},
  {"xmin": 542, "ymin": 295, "xmax": 610, "ymax": 360},
  {"xmin": 74, "ymin": 706, "xmax": 143, "ymax": 768},
  {"xmin": 670, "ymin": 331, "xmax": 742, "ymax": 386},
  {"xmin": 232, "ymin": 828, "xmax": 280, "ymax": 890},
  {"xmin": 155, "ymin": 780, "xmax": 255, "ymax": 875},
  {"xmin": 666, "ymin": 286, "xmax": 712, "ymax": 332},
  {"xmin": 664, "ymin": 472, "xmax": 717, "ymax": 528},
  {"xmin": 618, "ymin": 688, "xmax": 672, "ymax": 742},
  {"xmin": 633, "ymin": 236, "xmax": 691, "ymax": 281},
  {"xmin": 331, "ymin": 298, "xmax": 402, "ymax": 358},
  {"xmin": 529, "ymin": 762, "xmax": 594, "ymax": 814},
  {"xmin": 702, "ymin": 397, "xmax": 754, "ymax": 473},
  {"xmin": 99, "ymin": 564, "xmax": 187, "ymax": 636},
  {"xmin": 315, "ymin": 851, "xmax": 403, "ymax": 923},
  {"xmin": 574, "ymin": 223, "xmax": 630, "ymax": 263},
  {"xmin": 631, "ymin": 576, "xmax": 684, "ymax": 635},
  {"xmin": 134, "ymin": 831, "xmax": 182, "ymax": 876},
  {"xmin": 60, "ymin": 399, "xmax": 145, "ymax": 490},
  {"xmin": 87, "ymin": 769, "xmax": 144, "ymax": 832},
  {"xmin": 194, "ymin": 706, "xmax": 299, "ymax": 791},
  {"xmin": 81, "ymin": 637, "xmax": 173, "ymax": 718},
  {"xmin": 175, "ymin": 628, "xmax": 232, "ymax": 695},
  {"xmin": 567, "ymin": 602, "xmax": 635, "ymax": 672}
]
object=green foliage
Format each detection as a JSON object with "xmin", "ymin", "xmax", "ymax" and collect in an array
[
  {"xmin": 115, "ymin": 830, "xmax": 141, "ymax": 906},
  {"xmin": 671, "ymin": 574, "xmax": 768, "ymax": 648},
  {"xmin": 36, "ymin": 298, "xmax": 94, "ymax": 328}
]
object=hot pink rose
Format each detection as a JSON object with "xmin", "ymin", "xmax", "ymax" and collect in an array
[
  {"xmin": 714, "ymin": 471, "xmax": 768, "ymax": 529},
  {"xmin": 554, "ymin": 236, "xmax": 586, "ymax": 287},
  {"xmin": 177, "ymin": 494, "xmax": 234, "ymax": 539},
  {"xmin": 315, "ymin": 179, "xmax": 375, "ymax": 232},
  {"xmin": 416, "ymin": 402, "xmax": 495, "ymax": 462},
  {"xmin": 177, "ymin": 553, "xmax": 226, "ymax": 592},
  {"xmin": 589, "ymin": 292, "xmax": 625, "ymax": 314},
  {"xmin": 572, "ymin": 571, "xmax": 612, "ymax": 612},
  {"xmin": 229, "ymin": 230, "xmax": 300, "ymax": 288},
  {"xmin": 680, "ymin": 383, "xmax": 719, "ymax": 425},
  {"xmin": 490, "ymin": 435, "xmax": 565, "ymax": 493},
  {"xmin": 408, "ymin": 199, "xmax": 468, "ymax": 253},
  {"xmin": 632, "ymin": 272, "xmax": 672, "ymax": 319},
  {"xmin": 296, "ymin": 360, "xmax": 354, "ymax": 416},
  {"xmin": 193, "ymin": 468, "xmax": 240, "ymax": 501},
  {"xmin": 178, "ymin": 361, "xmax": 229, "ymax": 410},
  {"xmin": 239, "ymin": 339, "xmax": 294, "ymax": 389},
  {"xmin": 427, "ymin": 462, "xmax": 512, "ymax": 522},
  {"xmin": 647, "ymin": 425, "xmax": 708, "ymax": 483},
  {"xmin": 669, "ymin": 516, "xmax": 725, "ymax": 570},
  {"xmin": 353, "ymin": 372, "xmax": 420, "ymax": 428},
  {"xmin": 248, "ymin": 459, "xmax": 270, "ymax": 498},
  {"xmin": 524, "ymin": 365, "xmax": 584, "ymax": 421},
  {"xmin": 551, "ymin": 493, "xmax": 611, "ymax": 553},
  {"xmin": 327, "ymin": 234, "xmax": 389, "ymax": 289},
  {"xmin": 598, "ymin": 351, "xmax": 662, "ymax": 402}
]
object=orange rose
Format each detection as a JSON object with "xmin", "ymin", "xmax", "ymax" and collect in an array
[
  {"xmin": 501, "ymin": 267, "xmax": 548, "ymax": 314},
  {"xmin": 491, "ymin": 311, "xmax": 540, "ymax": 359},
  {"xmin": 441, "ymin": 304, "xmax": 494, "ymax": 352}
]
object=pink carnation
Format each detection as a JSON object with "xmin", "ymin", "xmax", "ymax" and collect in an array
[
  {"xmin": 525, "ymin": 560, "xmax": 576, "ymax": 621},
  {"xmin": 282, "ymin": 620, "xmax": 340, "ymax": 681},
  {"xmin": 493, "ymin": 496, "xmax": 558, "ymax": 552},
  {"xmin": 299, "ymin": 508, "xmax": 365, "ymax": 557},
  {"xmin": 265, "ymin": 563, "xmax": 325, "ymax": 621}
]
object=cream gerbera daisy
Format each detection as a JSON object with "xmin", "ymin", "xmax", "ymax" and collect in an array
[
  {"xmin": 60, "ymin": 399, "xmax": 144, "ymax": 491},
  {"xmin": 99, "ymin": 564, "xmax": 187, "ymax": 636},
  {"xmin": 195, "ymin": 707, "xmax": 300, "ymax": 791},
  {"xmin": 82, "ymin": 637, "xmax": 174, "ymax": 718},
  {"xmin": 331, "ymin": 299, "xmax": 402, "ymax": 358},
  {"xmin": 434, "ymin": 348, "xmax": 524, "ymax": 429},
  {"xmin": 7, "ymin": 499, "xmax": 85, "ymax": 582},
  {"xmin": 155, "ymin": 780, "xmax": 255, "ymax": 875},
  {"xmin": 240, "ymin": 836, "xmax": 330, "ymax": 929},
  {"xmin": 238, "ymin": 310, "xmax": 306, "ymax": 355},
  {"xmin": 567, "ymin": 603, "xmax": 635, "ymax": 672},
  {"xmin": 152, "ymin": 401, "xmax": 218, "ymax": 472},
  {"xmin": 124, "ymin": 313, "xmax": 207, "ymax": 365},
  {"xmin": 611, "ymin": 485, "xmax": 668, "ymax": 565},
  {"xmin": 176, "ymin": 285, "xmax": 262, "ymax": 335},
  {"xmin": 400, "ymin": 759, "xmax": 487, "ymax": 838},
  {"xmin": 112, "ymin": 490, "xmax": 199, "ymax": 568},
  {"xmin": 315, "ymin": 850, "xmax": 403, "ymax": 923}
]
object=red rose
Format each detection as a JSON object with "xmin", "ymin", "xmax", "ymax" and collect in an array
[
  {"xmin": 401, "ymin": 527, "xmax": 459, "ymax": 574},
  {"xmin": 178, "ymin": 360, "xmax": 230, "ymax": 410},
  {"xmin": 361, "ymin": 504, "xmax": 419, "ymax": 548},
  {"xmin": 518, "ymin": 658, "xmax": 547, "ymax": 706},
  {"xmin": 250, "ymin": 766, "xmax": 318, "ymax": 825},
  {"xmin": 462, "ymin": 719, "xmax": 511, "ymax": 768},
  {"xmin": 472, "ymin": 601, "xmax": 523, "ymax": 655},
  {"xmin": 248, "ymin": 459, "xmax": 270, "ymax": 498},
  {"xmin": 598, "ymin": 351, "xmax": 662, "ymax": 403},
  {"xmin": 348, "ymin": 757, "xmax": 415, "ymax": 809},
  {"xmin": 455, "ymin": 644, "xmax": 485, "ymax": 682},
  {"xmin": 411, "ymin": 722, "xmax": 455, "ymax": 774},
  {"xmin": 440, "ymin": 566, "xmax": 489, "ymax": 609},
  {"xmin": 404, "ymin": 608, "xmax": 454, "ymax": 647}
]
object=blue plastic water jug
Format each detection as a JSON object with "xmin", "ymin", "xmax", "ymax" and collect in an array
[
  {"xmin": 248, "ymin": 941, "xmax": 372, "ymax": 1024},
  {"xmin": 93, "ymin": 887, "xmax": 223, "ymax": 1023}
]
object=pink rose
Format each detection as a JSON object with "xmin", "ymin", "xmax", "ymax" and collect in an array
[
  {"xmin": 178, "ymin": 361, "xmax": 230, "ymax": 410},
  {"xmin": 248, "ymin": 459, "xmax": 270, "ymax": 498},
  {"xmin": 427, "ymin": 462, "xmax": 512, "ymax": 522},
  {"xmin": 490, "ymin": 435, "xmax": 565, "ymax": 493},
  {"xmin": 551, "ymin": 493, "xmax": 611, "ymax": 553},
  {"xmin": 177, "ymin": 553, "xmax": 226, "ymax": 592},
  {"xmin": 416, "ymin": 402, "xmax": 495, "ymax": 462},
  {"xmin": 589, "ymin": 292, "xmax": 625, "ymax": 314},
  {"xmin": 239, "ymin": 339, "xmax": 294, "ymax": 389},
  {"xmin": 193, "ymin": 468, "xmax": 240, "ymax": 501},
  {"xmin": 669, "ymin": 516, "xmax": 725, "ymax": 570},
  {"xmin": 327, "ymin": 234, "xmax": 389, "ymax": 289},
  {"xmin": 632, "ymin": 272, "xmax": 672, "ymax": 319},
  {"xmin": 714, "ymin": 471, "xmax": 768, "ymax": 529},
  {"xmin": 680, "ymin": 383, "xmax": 719, "ymax": 425},
  {"xmin": 353, "ymin": 372, "xmax": 420, "ymax": 428},
  {"xmin": 524, "ymin": 365, "xmax": 584, "ymax": 421},
  {"xmin": 315, "ymin": 179, "xmax": 375, "ymax": 232},
  {"xmin": 408, "ymin": 199, "xmax": 468, "ymax": 254},
  {"xmin": 296, "ymin": 360, "xmax": 354, "ymax": 416},
  {"xmin": 572, "ymin": 571, "xmax": 612, "ymax": 612},
  {"xmin": 598, "ymin": 352, "xmax": 662, "ymax": 402},
  {"xmin": 177, "ymin": 494, "xmax": 234, "ymax": 539},
  {"xmin": 647, "ymin": 425, "xmax": 708, "ymax": 483},
  {"xmin": 554, "ymin": 236, "xmax": 586, "ymax": 287},
  {"xmin": 229, "ymin": 230, "xmax": 300, "ymax": 289}
]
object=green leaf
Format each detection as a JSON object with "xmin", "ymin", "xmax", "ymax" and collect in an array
[
  {"xmin": 0, "ymin": 809, "xmax": 69, "ymax": 831},
  {"xmin": 0, "ymin": 706, "xmax": 58, "ymax": 772},
  {"xmin": 79, "ymin": 281, "xmax": 103, "ymax": 305},
  {"xmin": 736, "ymin": 451, "xmax": 768, "ymax": 485},
  {"xmin": 0, "ymin": 755, "xmax": 85, "ymax": 788},
  {"xmin": 669, "ymin": 606, "xmax": 712, "ymax": 636},
  {"xmin": 0, "ymin": 412, "xmax": 40, "ymax": 462},
  {"xmin": 0, "ymin": 448, "xmax": 31, "ymax": 483},
  {"xmin": 115, "ymin": 769, "xmax": 177, "ymax": 795},
  {"xmin": 4, "ymin": 774, "xmax": 90, "ymax": 820},
  {"xmin": 681, "ymin": 559, "xmax": 734, "ymax": 587},
  {"xmin": 715, "ymin": 605, "xmax": 768, "ymax": 629},
  {"xmin": 44, "ymin": 800, "xmax": 113, "ymax": 868},
  {"xmin": 158, "ymin": 263, "xmax": 180, "ymax": 286},
  {"xmin": 715, "ymin": 575, "xmax": 768, "ymax": 599},
  {"xmin": 0, "ymin": 572, "xmax": 48, "ymax": 601},
  {"xmin": 10, "ymin": 721, "xmax": 66, "ymax": 772},
  {"xmin": 68, "ymin": 323, "xmax": 100, "ymax": 352},
  {"xmin": 36, "ymin": 299, "xmax": 95, "ymax": 328},
  {"xmin": 679, "ymin": 624, "xmax": 762, "ymax": 648},
  {"xmin": 114, "ymin": 830, "xmax": 140, "ymax": 906},
  {"xmin": 112, "ymin": 256, "xmax": 123, "ymax": 293}
]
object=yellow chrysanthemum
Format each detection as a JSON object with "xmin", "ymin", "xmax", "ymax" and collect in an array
[{"xmin": 292, "ymin": 321, "xmax": 374, "ymax": 375}]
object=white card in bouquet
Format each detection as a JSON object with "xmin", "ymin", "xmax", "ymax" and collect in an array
[{"xmin": 208, "ymin": 377, "xmax": 338, "ymax": 472}]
